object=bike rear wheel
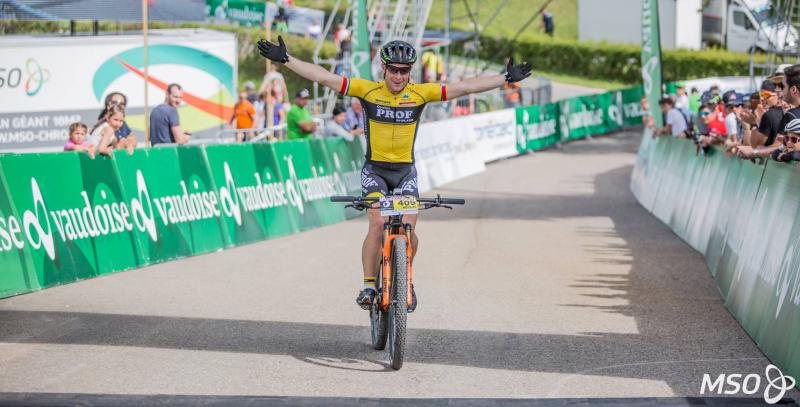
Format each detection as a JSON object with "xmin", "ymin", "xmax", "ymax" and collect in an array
[
  {"xmin": 371, "ymin": 260, "xmax": 388, "ymax": 350},
  {"xmin": 388, "ymin": 237, "xmax": 408, "ymax": 370}
]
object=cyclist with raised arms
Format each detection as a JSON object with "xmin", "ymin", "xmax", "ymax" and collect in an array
[{"xmin": 257, "ymin": 36, "xmax": 532, "ymax": 311}]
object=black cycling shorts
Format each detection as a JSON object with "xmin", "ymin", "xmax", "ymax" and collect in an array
[{"xmin": 361, "ymin": 161, "xmax": 419, "ymax": 198}]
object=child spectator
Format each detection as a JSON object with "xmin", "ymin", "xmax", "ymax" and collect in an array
[
  {"xmin": 64, "ymin": 122, "xmax": 96, "ymax": 156},
  {"xmin": 98, "ymin": 91, "xmax": 137, "ymax": 153},
  {"xmin": 87, "ymin": 104, "xmax": 128, "ymax": 157}
]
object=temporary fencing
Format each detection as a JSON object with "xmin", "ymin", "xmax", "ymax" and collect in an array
[{"xmin": 631, "ymin": 131, "xmax": 800, "ymax": 385}]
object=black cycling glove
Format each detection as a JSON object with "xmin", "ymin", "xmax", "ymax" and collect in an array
[
  {"xmin": 505, "ymin": 57, "xmax": 532, "ymax": 83},
  {"xmin": 257, "ymin": 36, "xmax": 289, "ymax": 64}
]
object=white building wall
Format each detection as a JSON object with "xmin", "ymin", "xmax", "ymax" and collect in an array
[{"xmin": 577, "ymin": 0, "xmax": 701, "ymax": 50}]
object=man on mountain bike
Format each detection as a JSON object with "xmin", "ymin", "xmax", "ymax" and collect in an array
[{"xmin": 257, "ymin": 36, "xmax": 532, "ymax": 312}]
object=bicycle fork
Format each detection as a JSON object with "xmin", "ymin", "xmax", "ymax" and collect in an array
[{"xmin": 379, "ymin": 220, "xmax": 415, "ymax": 312}]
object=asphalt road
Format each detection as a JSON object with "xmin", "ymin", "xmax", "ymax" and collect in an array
[{"xmin": 0, "ymin": 131, "xmax": 797, "ymax": 405}]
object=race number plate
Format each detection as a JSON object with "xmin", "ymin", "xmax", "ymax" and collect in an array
[{"xmin": 379, "ymin": 196, "xmax": 420, "ymax": 216}]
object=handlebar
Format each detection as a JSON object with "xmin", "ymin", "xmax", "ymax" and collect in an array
[{"xmin": 330, "ymin": 195, "xmax": 466, "ymax": 210}]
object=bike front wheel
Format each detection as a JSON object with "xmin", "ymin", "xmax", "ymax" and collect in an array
[{"xmin": 388, "ymin": 237, "xmax": 408, "ymax": 370}]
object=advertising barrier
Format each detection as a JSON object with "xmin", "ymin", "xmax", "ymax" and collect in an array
[
  {"xmin": 0, "ymin": 138, "xmax": 363, "ymax": 298},
  {"xmin": 631, "ymin": 134, "xmax": 800, "ymax": 386},
  {"xmin": 415, "ymin": 116, "xmax": 486, "ymax": 193}
]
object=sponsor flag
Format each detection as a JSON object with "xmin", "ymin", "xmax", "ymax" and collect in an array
[{"xmin": 641, "ymin": 0, "xmax": 663, "ymax": 128}]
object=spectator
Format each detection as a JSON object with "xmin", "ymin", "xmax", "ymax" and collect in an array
[
  {"xmin": 706, "ymin": 93, "xmax": 727, "ymax": 141},
  {"xmin": 286, "ymin": 89, "xmax": 317, "ymax": 140},
  {"xmin": 334, "ymin": 24, "xmax": 351, "ymax": 53},
  {"xmin": 421, "ymin": 49, "xmax": 445, "ymax": 83},
  {"xmin": 454, "ymin": 94, "xmax": 474, "ymax": 116},
  {"xmin": 270, "ymin": 89, "xmax": 287, "ymax": 127},
  {"xmin": 244, "ymin": 81, "xmax": 257, "ymax": 104},
  {"xmin": 748, "ymin": 91, "xmax": 760, "ymax": 112},
  {"xmin": 781, "ymin": 63, "xmax": 800, "ymax": 108},
  {"xmin": 87, "ymin": 104, "xmax": 127, "ymax": 157},
  {"xmin": 254, "ymin": 91, "xmax": 267, "ymax": 129},
  {"xmin": 640, "ymin": 96, "xmax": 655, "ymax": 129},
  {"xmin": 767, "ymin": 63, "xmax": 793, "ymax": 86},
  {"xmin": 324, "ymin": 105, "xmax": 356, "ymax": 142},
  {"xmin": 274, "ymin": 4, "xmax": 289, "ymax": 33},
  {"xmin": 675, "ymin": 83, "xmax": 689, "ymax": 113},
  {"xmin": 98, "ymin": 91, "xmax": 137, "ymax": 153},
  {"xmin": 701, "ymin": 84, "xmax": 721, "ymax": 105},
  {"xmin": 688, "ymin": 87, "xmax": 701, "ymax": 115},
  {"xmin": 502, "ymin": 80, "xmax": 522, "ymax": 109},
  {"xmin": 738, "ymin": 81, "xmax": 782, "ymax": 152},
  {"xmin": 720, "ymin": 91, "xmax": 743, "ymax": 152},
  {"xmin": 230, "ymin": 90, "xmax": 256, "ymax": 142},
  {"xmin": 655, "ymin": 97, "xmax": 687, "ymax": 137},
  {"xmin": 150, "ymin": 83, "xmax": 191, "ymax": 146},
  {"xmin": 773, "ymin": 125, "xmax": 800, "ymax": 162},
  {"xmin": 259, "ymin": 64, "xmax": 288, "ymax": 101},
  {"xmin": 696, "ymin": 104, "xmax": 711, "ymax": 136},
  {"xmin": 694, "ymin": 103, "xmax": 729, "ymax": 153},
  {"xmin": 344, "ymin": 98, "xmax": 366, "ymax": 134},
  {"xmin": 541, "ymin": 10, "xmax": 554, "ymax": 38},
  {"xmin": 64, "ymin": 122, "xmax": 95, "ymax": 156},
  {"xmin": 334, "ymin": 24, "xmax": 352, "ymax": 75},
  {"xmin": 307, "ymin": 18, "xmax": 322, "ymax": 40}
]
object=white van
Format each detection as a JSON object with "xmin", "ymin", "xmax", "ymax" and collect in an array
[{"xmin": 703, "ymin": 0, "xmax": 799, "ymax": 53}]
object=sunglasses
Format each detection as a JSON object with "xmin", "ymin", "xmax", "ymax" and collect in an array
[
  {"xmin": 760, "ymin": 91, "xmax": 776, "ymax": 99},
  {"xmin": 785, "ymin": 135, "xmax": 800, "ymax": 144},
  {"xmin": 386, "ymin": 65, "xmax": 412, "ymax": 75},
  {"xmin": 699, "ymin": 111, "xmax": 710, "ymax": 116}
]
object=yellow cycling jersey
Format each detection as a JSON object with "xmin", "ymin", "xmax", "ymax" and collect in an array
[{"xmin": 339, "ymin": 77, "xmax": 447, "ymax": 163}]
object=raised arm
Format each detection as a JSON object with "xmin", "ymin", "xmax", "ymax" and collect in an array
[
  {"xmin": 447, "ymin": 58, "xmax": 532, "ymax": 100},
  {"xmin": 258, "ymin": 36, "xmax": 343, "ymax": 91}
]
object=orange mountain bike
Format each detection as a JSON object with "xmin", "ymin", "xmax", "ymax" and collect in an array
[{"xmin": 331, "ymin": 192, "xmax": 465, "ymax": 370}]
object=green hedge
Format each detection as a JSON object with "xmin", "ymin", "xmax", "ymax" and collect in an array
[{"xmin": 475, "ymin": 35, "xmax": 763, "ymax": 84}]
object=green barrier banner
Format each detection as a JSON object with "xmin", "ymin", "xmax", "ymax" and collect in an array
[
  {"xmin": 559, "ymin": 94, "xmax": 610, "ymax": 141},
  {"xmin": 77, "ymin": 153, "xmax": 142, "ymax": 274},
  {"xmin": 618, "ymin": 86, "xmax": 646, "ymax": 127},
  {"xmin": 323, "ymin": 138, "xmax": 365, "ymax": 219},
  {"xmin": 113, "ymin": 148, "xmax": 195, "ymax": 264},
  {"xmin": 176, "ymin": 147, "xmax": 229, "ymax": 254},
  {"xmin": 515, "ymin": 102, "xmax": 560, "ymax": 153},
  {"xmin": 204, "ymin": 144, "xmax": 270, "ymax": 246},
  {"xmin": 0, "ymin": 153, "xmax": 100, "ymax": 290},
  {"xmin": 251, "ymin": 143, "xmax": 302, "ymax": 238},
  {"xmin": 272, "ymin": 140, "xmax": 344, "ymax": 231},
  {"xmin": 309, "ymin": 139, "xmax": 348, "ymax": 224},
  {"xmin": 206, "ymin": 0, "xmax": 265, "ymax": 27},
  {"xmin": 631, "ymin": 135, "xmax": 800, "ymax": 387},
  {"xmin": 0, "ymin": 159, "xmax": 40, "ymax": 297}
]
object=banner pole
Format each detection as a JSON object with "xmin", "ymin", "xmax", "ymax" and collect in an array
[
  {"xmin": 143, "ymin": 0, "xmax": 150, "ymax": 145},
  {"xmin": 265, "ymin": 2, "xmax": 274, "ymax": 140}
]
